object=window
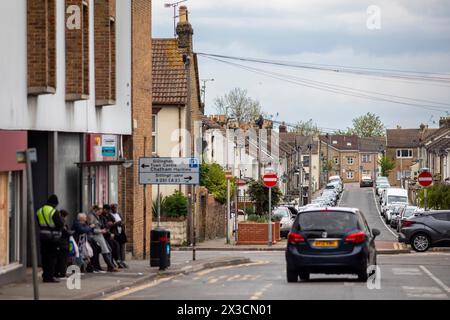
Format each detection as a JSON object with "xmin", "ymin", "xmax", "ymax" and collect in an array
[
  {"xmin": 334, "ymin": 157, "xmax": 339, "ymax": 165},
  {"xmin": 397, "ymin": 170, "xmax": 412, "ymax": 181},
  {"xmin": 347, "ymin": 157, "xmax": 354, "ymax": 165},
  {"xmin": 362, "ymin": 170, "xmax": 371, "ymax": 176},
  {"xmin": 302, "ymin": 156, "xmax": 310, "ymax": 167},
  {"xmin": 433, "ymin": 213, "xmax": 450, "ymax": 222},
  {"xmin": 152, "ymin": 115, "xmax": 157, "ymax": 154},
  {"xmin": 27, "ymin": 0, "xmax": 56, "ymax": 95},
  {"xmin": 362, "ymin": 154, "xmax": 371, "ymax": 163},
  {"xmin": 347, "ymin": 171, "xmax": 354, "ymax": 179},
  {"xmin": 396, "ymin": 149, "xmax": 413, "ymax": 158}
]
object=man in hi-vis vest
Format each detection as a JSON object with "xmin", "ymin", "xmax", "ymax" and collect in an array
[{"xmin": 36, "ymin": 195, "xmax": 64, "ymax": 283}]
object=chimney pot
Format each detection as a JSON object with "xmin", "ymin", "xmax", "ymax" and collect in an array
[{"xmin": 179, "ymin": 5, "xmax": 188, "ymax": 23}]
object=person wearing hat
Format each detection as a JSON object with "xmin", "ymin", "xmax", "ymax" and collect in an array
[{"xmin": 36, "ymin": 195, "xmax": 64, "ymax": 283}]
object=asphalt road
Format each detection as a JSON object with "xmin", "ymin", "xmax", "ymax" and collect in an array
[
  {"xmin": 339, "ymin": 183, "xmax": 397, "ymax": 241},
  {"xmin": 104, "ymin": 184, "xmax": 449, "ymax": 300},
  {"xmin": 107, "ymin": 251, "xmax": 450, "ymax": 300}
]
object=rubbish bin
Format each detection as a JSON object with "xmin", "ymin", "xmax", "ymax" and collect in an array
[{"xmin": 150, "ymin": 228, "xmax": 171, "ymax": 270}]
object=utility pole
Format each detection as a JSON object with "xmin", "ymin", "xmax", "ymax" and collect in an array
[
  {"xmin": 308, "ymin": 138, "xmax": 313, "ymax": 204},
  {"xmin": 298, "ymin": 145, "xmax": 303, "ymax": 207}
]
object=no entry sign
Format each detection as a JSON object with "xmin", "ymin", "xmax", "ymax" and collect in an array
[
  {"xmin": 263, "ymin": 173, "xmax": 278, "ymax": 188},
  {"xmin": 418, "ymin": 171, "xmax": 433, "ymax": 187}
]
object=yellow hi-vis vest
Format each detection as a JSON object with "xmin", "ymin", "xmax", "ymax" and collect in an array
[{"xmin": 37, "ymin": 205, "xmax": 56, "ymax": 228}]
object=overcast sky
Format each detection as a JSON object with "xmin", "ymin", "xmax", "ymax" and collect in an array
[{"xmin": 152, "ymin": 0, "xmax": 450, "ymax": 131}]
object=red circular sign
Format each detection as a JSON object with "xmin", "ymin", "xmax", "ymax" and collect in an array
[
  {"xmin": 418, "ymin": 171, "xmax": 433, "ymax": 187},
  {"xmin": 263, "ymin": 173, "xmax": 278, "ymax": 188}
]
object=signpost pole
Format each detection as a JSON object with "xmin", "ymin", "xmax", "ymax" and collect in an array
[
  {"xmin": 268, "ymin": 187, "xmax": 272, "ymax": 247},
  {"xmin": 157, "ymin": 184, "xmax": 161, "ymax": 228},
  {"xmin": 226, "ymin": 178, "xmax": 230, "ymax": 244},
  {"xmin": 192, "ymin": 190, "xmax": 196, "ymax": 261},
  {"xmin": 424, "ymin": 188, "xmax": 428, "ymax": 211}
]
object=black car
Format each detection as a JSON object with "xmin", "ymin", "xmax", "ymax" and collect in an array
[
  {"xmin": 398, "ymin": 210, "xmax": 450, "ymax": 252},
  {"xmin": 285, "ymin": 207, "xmax": 380, "ymax": 282}
]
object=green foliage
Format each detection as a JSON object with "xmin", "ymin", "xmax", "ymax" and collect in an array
[
  {"xmin": 247, "ymin": 214, "xmax": 269, "ymax": 223},
  {"xmin": 335, "ymin": 112, "xmax": 385, "ymax": 138},
  {"xmin": 200, "ymin": 163, "xmax": 234, "ymax": 204},
  {"xmin": 378, "ymin": 156, "xmax": 396, "ymax": 177},
  {"xmin": 323, "ymin": 160, "xmax": 333, "ymax": 172},
  {"xmin": 153, "ymin": 191, "xmax": 188, "ymax": 219},
  {"xmin": 244, "ymin": 206, "xmax": 255, "ymax": 216},
  {"xmin": 290, "ymin": 119, "xmax": 319, "ymax": 136},
  {"xmin": 247, "ymin": 179, "xmax": 282, "ymax": 215},
  {"xmin": 417, "ymin": 184, "xmax": 450, "ymax": 209}
]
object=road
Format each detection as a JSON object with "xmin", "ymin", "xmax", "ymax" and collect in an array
[{"xmin": 104, "ymin": 184, "xmax": 450, "ymax": 300}]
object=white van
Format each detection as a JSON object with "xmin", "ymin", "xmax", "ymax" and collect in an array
[{"xmin": 381, "ymin": 188, "xmax": 408, "ymax": 214}]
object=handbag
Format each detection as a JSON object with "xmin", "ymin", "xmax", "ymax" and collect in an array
[{"xmin": 39, "ymin": 208, "xmax": 62, "ymax": 242}]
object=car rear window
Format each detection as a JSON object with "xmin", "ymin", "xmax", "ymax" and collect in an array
[
  {"xmin": 297, "ymin": 211, "xmax": 359, "ymax": 233},
  {"xmin": 388, "ymin": 196, "xmax": 407, "ymax": 203},
  {"xmin": 273, "ymin": 208, "xmax": 289, "ymax": 217}
]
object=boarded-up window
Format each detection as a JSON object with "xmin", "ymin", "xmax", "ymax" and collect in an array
[
  {"xmin": 66, "ymin": 0, "xmax": 90, "ymax": 101},
  {"xmin": 94, "ymin": 0, "xmax": 116, "ymax": 106},
  {"xmin": 27, "ymin": 0, "xmax": 57, "ymax": 95}
]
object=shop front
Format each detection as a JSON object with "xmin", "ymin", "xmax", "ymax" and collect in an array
[{"xmin": 0, "ymin": 131, "xmax": 27, "ymax": 286}]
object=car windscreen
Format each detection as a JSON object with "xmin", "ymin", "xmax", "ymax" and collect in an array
[
  {"xmin": 297, "ymin": 211, "xmax": 359, "ymax": 233},
  {"xmin": 273, "ymin": 208, "xmax": 289, "ymax": 217},
  {"xmin": 388, "ymin": 196, "xmax": 407, "ymax": 203},
  {"xmin": 404, "ymin": 208, "xmax": 416, "ymax": 217}
]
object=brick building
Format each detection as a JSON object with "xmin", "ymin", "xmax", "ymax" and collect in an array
[{"xmin": 0, "ymin": 0, "xmax": 153, "ymax": 285}]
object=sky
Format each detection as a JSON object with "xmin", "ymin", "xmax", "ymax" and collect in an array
[{"xmin": 152, "ymin": 0, "xmax": 450, "ymax": 131}]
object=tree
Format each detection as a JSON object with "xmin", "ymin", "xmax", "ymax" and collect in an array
[
  {"xmin": 290, "ymin": 119, "xmax": 320, "ymax": 136},
  {"xmin": 247, "ymin": 180, "xmax": 282, "ymax": 215},
  {"xmin": 214, "ymin": 88, "xmax": 262, "ymax": 125},
  {"xmin": 417, "ymin": 184, "xmax": 450, "ymax": 209},
  {"xmin": 378, "ymin": 156, "xmax": 395, "ymax": 177},
  {"xmin": 200, "ymin": 163, "xmax": 234, "ymax": 204},
  {"xmin": 334, "ymin": 112, "xmax": 385, "ymax": 138}
]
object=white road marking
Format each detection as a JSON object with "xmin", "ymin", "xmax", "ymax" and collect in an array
[
  {"xmin": 392, "ymin": 268, "xmax": 422, "ymax": 276},
  {"xmin": 102, "ymin": 276, "xmax": 176, "ymax": 300},
  {"xmin": 195, "ymin": 260, "xmax": 269, "ymax": 277},
  {"xmin": 250, "ymin": 283, "xmax": 273, "ymax": 300},
  {"xmin": 402, "ymin": 286, "xmax": 447, "ymax": 299},
  {"xmin": 372, "ymin": 189, "xmax": 398, "ymax": 238},
  {"xmin": 419, "ymin": 265, "xmax": 450, "ymax": 293}
]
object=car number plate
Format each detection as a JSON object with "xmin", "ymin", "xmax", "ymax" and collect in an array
[{"xmin": 313, "ymin": 240, "xmax": 338, "ymax": 248}]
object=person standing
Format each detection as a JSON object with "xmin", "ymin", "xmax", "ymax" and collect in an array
[
  {"xmin": 110, "ymin": 204, "xmax": 128, "ymax": 268},
  {"xmin": 36, "ymin": 195, "xmax": 64, "ymax": 283},
  {"xmin": 54, "ymin": 210, "xmax": 73, "ymax": 278}
]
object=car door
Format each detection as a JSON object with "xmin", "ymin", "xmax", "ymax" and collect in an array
[
  {"xmin": 358, "ymin": 211, "xmax": 376, "ymax": 263},
  {"xmin": 430, "ymin": 212, "xmax": 450, "ymax": 245}
]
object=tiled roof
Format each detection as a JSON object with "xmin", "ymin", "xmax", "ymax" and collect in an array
[
  {"xmin": 319, "ymin": 135, "xmax": 359, "ymax": 151},
  {"xmin": 386, "ymin": 128, "xmax": 438, "ymax": 148},
  {"xmin": 358, "ymin": 137, "xmax": 386, "ymax": 152},
  {"xmin": 152, "ymin": 39, "xmax": 187, "ymax": 105},
  {"xmin": 279, "ymin": 133, "xmax": 319, "ymax": 154}
]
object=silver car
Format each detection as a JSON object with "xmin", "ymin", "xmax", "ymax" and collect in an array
[{"xmin": 273, "ymin": 207, "xmax": 295, "ymax": 237}]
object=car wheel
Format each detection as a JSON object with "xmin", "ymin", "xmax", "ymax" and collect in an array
[
  {"xmin": 411, "ymin": 233, "xmax": 431, "ymax": 252},
  {"xmin": 299, "ymin": 272, "xmax": 310, "ymax": 281},
  {"xmin": 286, "ymin": 270, "xmax": 298, "ymax": 283}
]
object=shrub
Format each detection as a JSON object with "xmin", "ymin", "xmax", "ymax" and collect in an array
[
  {"xmin": 247, "ymin": 179, "xmax": 282, "ymax": 215},
  {"xmin": 164, "ymin": 191, "xmax": 188, "ymax": 218},
  {"xmin": 200, "ymin": 163, "xmax": 235, "ymax": 204},
  {"xmin": 417, "ymin": 183, "xmax": 450, "ymax": 209}
]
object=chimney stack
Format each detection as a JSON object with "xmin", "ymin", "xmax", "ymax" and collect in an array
[
  {"xmin": 279, "ymin": 122, "xmax": 287, "ymax": 133},
  {"xmin": 176, "ymin": 6, "xmax": 193, "ymax": 50}
]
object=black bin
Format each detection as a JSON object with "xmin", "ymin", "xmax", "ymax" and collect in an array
[{"xmin": 150, "ymin": 228, "xmax": 171, "ymax": 270}]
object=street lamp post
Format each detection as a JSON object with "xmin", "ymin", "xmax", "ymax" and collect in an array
[{"xmin": 200, "ymin": 78, "xmax": 214, "ymax": 110}]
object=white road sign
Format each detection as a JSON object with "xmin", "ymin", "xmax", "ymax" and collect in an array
[{"xmin": 139, "ymin": 157, "xmax": 200, "ymax": 185}]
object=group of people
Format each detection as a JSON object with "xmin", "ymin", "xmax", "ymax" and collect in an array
[{"xmin": 37, "ymin": 195, "xmax": 128, "ymax": 283}]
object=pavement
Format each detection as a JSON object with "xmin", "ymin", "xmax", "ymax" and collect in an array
[{"xmin": 0, "ymin": 252, "xmax": 250, "ymax": 300}]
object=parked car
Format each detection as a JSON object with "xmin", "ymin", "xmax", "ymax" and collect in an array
[
  {"xmin": 384, "ymin": 202, "xmax": 406, "ymax": 224},
  {"xmin": 398, "ymin": 210, "xmax": 450, "ymax": 252},
  {"xmin": 273, "ymin": 206, "xmax": 295, "ymax": 237},
  {"xmin": 381, "ymin": 188, "xmax": 408, "ymax": 216},
  {"xmin": 286, "ymin": 207, "xmax": 380, "ymax": 282},
  {"xmin": 329, "ymin": 175, "xmax": 343, "ymax": 186},
  {"xmin": 360, "ymin": 176, "xmax": 374, "ymax": 188},
  {"xmin": 376, "ymin": 182, "xmax": 390, "ymax": 196},
  {"xmin": 389, "ymin": 204, "xmax": 407, "ymax": 229},
  {"xmin": 395, "ymin": 206, "xmax": 420, "ymax": 233}
]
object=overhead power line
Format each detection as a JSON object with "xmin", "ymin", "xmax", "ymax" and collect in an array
[
  {"xmin": 200, "ymin": 55, "xmax": 450, "ymax": 114},
  {"xmin": 197, "ymin": 52, "xmax": 450, "ymax": 86}
]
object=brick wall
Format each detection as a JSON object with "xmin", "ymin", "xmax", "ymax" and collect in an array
[
  {"xmin": 151, "ymin": 220, "xmax": 187, "ymax": 246},
  {"xmin": 94, "ymin": 0, "xmax": 116, "ymax": 106},
  {"xmin": 120, "ymin": 0, "xmax": 153, "ymax": 259},
  {"xmin": 27, "ymin": 0, "xmax": 56, "ymax": 95},
  {"xmin": 237, "ymin": 222, "xmax": 277, "ymax": 245},
  {"xmin": 65, "ymin": 0, "xmax": 89, "ymax": 101},
  {"xmin": 199, "ymin": 192, "xmax": 226, "ymax": 241}
]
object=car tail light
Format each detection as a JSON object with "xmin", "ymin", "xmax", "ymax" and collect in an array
[
  {"xmin": 288, "ymin": 232, "xmax": 305, "ymax": 244},
  {"xmin": 402, "ymin": 220, "xmax": 415, "ymax": 228},
  {"xmin": 345, "ymin": 231, "xmax": 366, "ymax": 244}
]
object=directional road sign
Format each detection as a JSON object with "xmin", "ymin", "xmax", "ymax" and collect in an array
[{"xmin": 139, "ymin": 157, "xmax": 200, "ymax": 185}]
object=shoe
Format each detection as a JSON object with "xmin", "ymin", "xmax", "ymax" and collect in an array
[
  {"xmin": 119, "ymin": 261, "xmax": 129, "ymax": 269},
  {"xmin": 43, "ymin": 278, "xmax": 60, "ymax": 283},
  {"xmin": 107, "ymin": 268, "xmax": 119, "ymax": 272}
]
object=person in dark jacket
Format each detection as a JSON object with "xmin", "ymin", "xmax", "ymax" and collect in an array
[
  {"xmin": 55, "ymin": 210, "xmax": 73, "ymax": 278},
  {"xmin": 101, "ymin": 205, "xmax": 123, "ymax": 268},
  {"xmin": 36, "ymin": 195, "xmax": 64, "ymax": 283},
  {"xmin": 110, "ymin": 204, "xmax": 128, "ymax": 268}
]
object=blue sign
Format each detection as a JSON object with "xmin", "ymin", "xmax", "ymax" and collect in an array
[
  {"xmin": 189, "ymin": 158, "xmax": 199, "ymax": 169},
  {"xmin": 102, "ymin": 146, "xmax": 116, "ymax": 157}
]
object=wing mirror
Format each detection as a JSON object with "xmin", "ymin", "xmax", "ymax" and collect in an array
[{"xmin": 372, "ymin": 228, "xmax": 381, "ymax": 237}]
